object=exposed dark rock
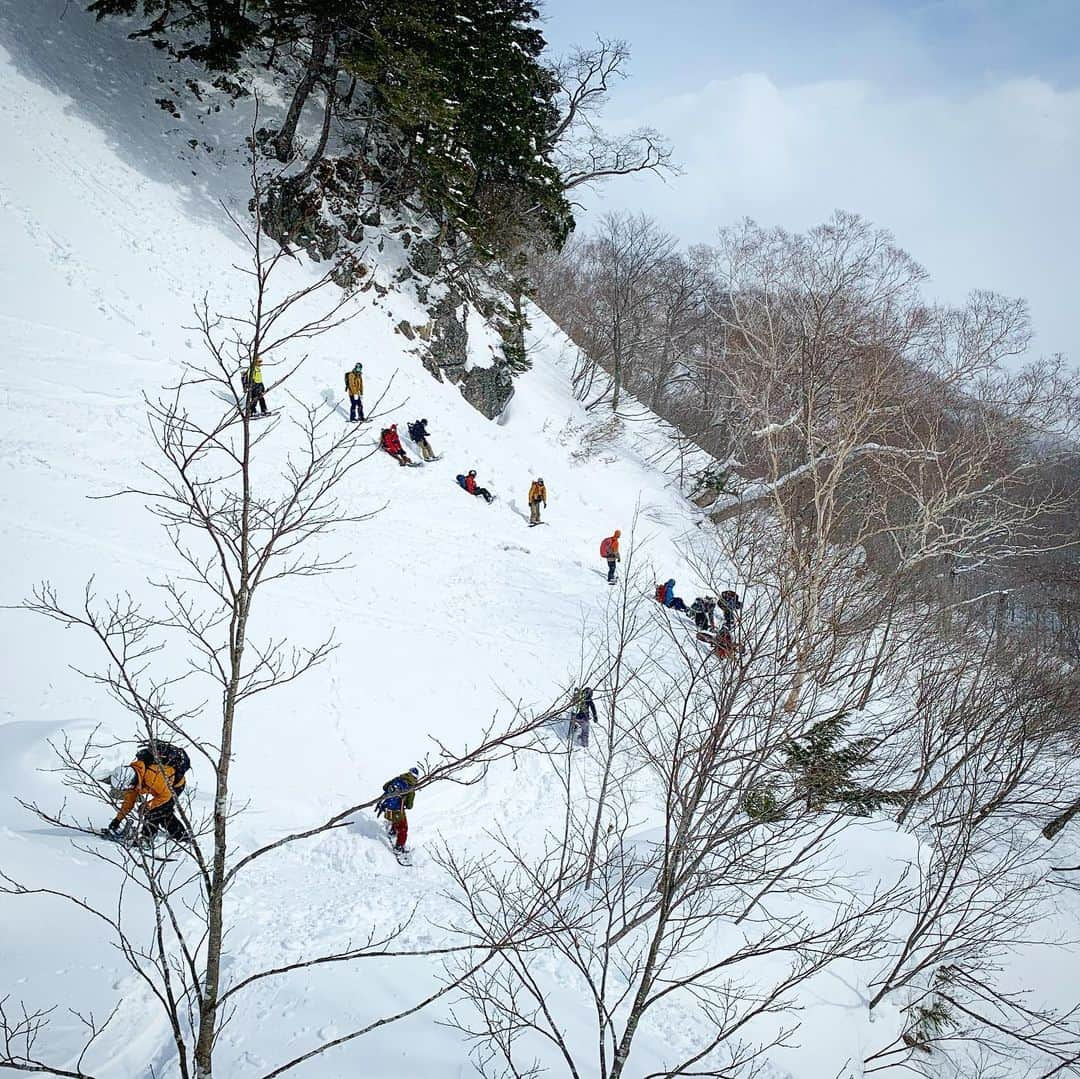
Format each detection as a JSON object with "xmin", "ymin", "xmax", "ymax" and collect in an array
[
  {"xmin": 461, "ymin": 363, "xmax": 515, "ymax": 419},
  {"xmin": 427, "ymin": 290, "xmax": 469, "ymax": 384},
  {"xmin": 396, "ymin": 320, "xmax": 416, "ymax": 341},
  {"xmin": 409, "ymin": 238, "xmax": 442, "ymax": 279}
]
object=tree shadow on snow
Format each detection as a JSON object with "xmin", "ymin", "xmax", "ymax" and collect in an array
[{"xmin": 0, "ymin": 0, "xmax": 267, "ymax": 235}]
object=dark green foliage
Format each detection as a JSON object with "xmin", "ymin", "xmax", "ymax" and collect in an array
[
  {"xmin": 88, "ymin": 0, "xmax": 574, "ymax": 255},
  {"xmin": 343, "ymin": 0, "xmax": 573, "ymax": 253},
  {"xmin": 785, "ymin": 712, "xmax": 888, "ymax": 816},
  {"xmin": 742, "ymin": 786, "xmax": 783, "ymax": 823}
]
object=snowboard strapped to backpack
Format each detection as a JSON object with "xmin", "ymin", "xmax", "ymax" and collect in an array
[{"xmin": 136, "ymin": 741, "xmax": 191, "ymax": 783}]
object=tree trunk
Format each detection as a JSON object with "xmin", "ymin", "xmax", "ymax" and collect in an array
[
  {"xmin": 273, "ymin": 24, "xmax": 331, "ymax": 163},
  {"xmin": 297, "ymin": 73, "xmax": 338, "ymax": 184},
  {"xmin": 1044, "ymin": 797, "xmax": 1080, "ymax": 840}
]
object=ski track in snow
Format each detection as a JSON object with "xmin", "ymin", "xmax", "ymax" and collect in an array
[{"xmin": 1, "ymin": 3, "xmax": 1078, "ymax": 1078}]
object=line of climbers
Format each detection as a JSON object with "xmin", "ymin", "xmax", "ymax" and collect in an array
[{"xmin": 131, "ymin": 360, "xmax": 741, "ymax": 860}]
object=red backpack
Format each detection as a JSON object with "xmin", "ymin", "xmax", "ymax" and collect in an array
[
  {"xmin": 654, "ymin": 583, "xmax": 665, "ymax": 603},
  {"xmin": 600, "ymin": 537, "xmax": 613, "ymax": 558}
]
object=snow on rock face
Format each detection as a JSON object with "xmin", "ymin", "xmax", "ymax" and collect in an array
[{"xmin": 3, "ymin": 6, "xmax": 1078, "ymax": 1079}]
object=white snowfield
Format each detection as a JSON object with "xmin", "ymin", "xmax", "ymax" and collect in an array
[{"xmin": 0, "ymin": 4, "xmax": 1076, "ymax": 1079}]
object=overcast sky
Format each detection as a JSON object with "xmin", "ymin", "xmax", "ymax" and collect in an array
[{"xmin": 540, "ymin": 0, "xmax": 1080, "ymax": 362}]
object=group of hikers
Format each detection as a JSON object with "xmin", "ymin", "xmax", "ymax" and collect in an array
[
  {"xmin": 654, "ymin": 582, "xmax": 744, "ymax": 660},
  {"xmin": 106, "ymin": 360, "xmax": 744, "ymax": 856}
]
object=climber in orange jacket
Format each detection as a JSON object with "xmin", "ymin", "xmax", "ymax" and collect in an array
[
  {"xmin": 104, "ymin": 758, "xmax": 189, "ymax": 843},
  {"xmin": 600, "ymin": 529, "xmax": 621, "ymax": 583}
]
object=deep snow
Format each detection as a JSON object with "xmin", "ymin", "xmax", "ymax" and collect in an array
[{"xmin": 1, "ymin": 3, "xmax": 1077, "ymax": 1078}]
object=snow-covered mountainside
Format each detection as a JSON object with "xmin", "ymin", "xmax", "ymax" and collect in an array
[{"xmin": 1, "ymin": 4, "xmax": 1077, "ymax": 1079}]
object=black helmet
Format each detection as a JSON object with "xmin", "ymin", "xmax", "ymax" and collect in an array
[
  {"xmin": 468, "ymin": 470, "xmax": 477, "ymax": 477},
  {"xmin": 421, "ymin": 418, "xmax": 427, "ymax": 424}
]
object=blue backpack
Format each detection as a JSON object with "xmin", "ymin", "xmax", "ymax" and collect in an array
[{"xmin": 456, "ymin": 474, "xmax": 468, "ymax": 490}]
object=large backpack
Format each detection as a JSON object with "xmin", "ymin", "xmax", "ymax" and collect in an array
[
  {"xmin": 456, "ymin": 474, "xmax": 468, "ymax": 490},
  {"xmin": 136, "ymin": 741, "xmax": 191, "ymax": 782},
  {"xmin": 654, "ymin": 583, "xmax": 665, "ymax": 604},
  {"xmin": 407, "ymin": 421, "xmax": 421, "ymax": 441},
  {"xmin": 600, "ymin": 537, "xmax": 614, "ymax": 558}
]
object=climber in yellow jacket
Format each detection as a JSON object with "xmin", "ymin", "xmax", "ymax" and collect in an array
[
  {"xmin": 344, "ymin": 362, "xmax": 364, "ymax": 423},
  {"xmin": 528, "ymin": 478, "xmax": 547, "ymax": 525}
]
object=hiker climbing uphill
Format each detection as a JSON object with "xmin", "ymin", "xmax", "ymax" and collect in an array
[
  {"xmin": 568, "ymin": 686, "xmax": 598, "ymax": 748},
  {"xmin": 408, "ymin": 418, "xmax": 436, "ymax": 461},
  {"xmin": 376, "ymin": 767, "xmax": 420, "ymax": 854},
  {"xmin": 344, "ymin": 362, "xmax": 364, "ymax": 422},
  {"xmin": 600, "ymin": 530, "xmax": 621, "ymax": 583},
  {"xmin": 103, "ymin": 741, "xmax": 191, "ymax": 845},
  {"xmin": 244, "ymin": 355, "xmax": 268, "ymax": 417},
  {"xmin": 528, "ymin": 478, "xmax": 547, "ymax": 525},
  {"xmin": 457, "ymin": 470, "xmax": 494, "ymax": 504},
  {"xmin": 380, "ymin": 424, "xmax": 411, "ymax": 466}
]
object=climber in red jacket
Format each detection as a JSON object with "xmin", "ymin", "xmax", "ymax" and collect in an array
[{"xmin": 380, "ymin": 424, "xmax": 410, "ymax": 466}]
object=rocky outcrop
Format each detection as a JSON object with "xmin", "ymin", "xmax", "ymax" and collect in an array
[
  {"xmin": 423, "ymin": 289, "xmax": 514, "ymax": 418},
  {"xmin": 461, "ymin": 363, "xmax": 515, "ymax": 419}
]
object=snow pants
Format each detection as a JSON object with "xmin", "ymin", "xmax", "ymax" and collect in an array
[
  {"xmin": 529, "ymin": 499, "xmax": 542, "ymax": 524},
  {"xmin": 349, "ymin": 394, "xmax": 364, "ymax": 422},
  {"xmin": 141, "ymin": 800, "xmax": 188, "ymax": 843},
  {"xmin": 247, "ymin": 386, "xmax": 268, "ymax": 416},
  {"xmin": 606, "ymin": 558, "xmax": 618, "ymax": 582},
  {"xmin": 569, "ymin": 713, "xmax": 590, "ymax": 747},
  {"xmin": 417, "ymin": 438, "xmax": 435, "ymax": 461},
  {"xmin": 386, "ymin": 810, "xmax": 408, "ymax": 850},
  {"xmin": 475, "ymin": 487, "xmax": 493, "ymax": 504}
]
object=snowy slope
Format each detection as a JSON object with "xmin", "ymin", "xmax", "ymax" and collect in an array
[
  {"xmin": 0, "ymin": 4, "xmax": 709, "ymax": 1075},
  {"xmin": 1, "ymin": 4, "xmax": 1078, "ymax": 1079}
]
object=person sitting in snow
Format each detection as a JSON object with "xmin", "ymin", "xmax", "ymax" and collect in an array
[
  {"xmin": 380, "ymin": 424, "xmax": 410, "ymax": 466},
  {"xmin": 344, "ymin": 362, "xmax": 364, "ymax": 423},
  {"xmin": 103, "ymin": 750, "xmax": 190, "ymax": 845},
  {"xmin": 407, "ymin": 418, "xmax": 436, "ymax": 461},
  {"xmin": 376, "ymin": 767, "xmax": 420, "ymax": 852},
  {"xmin": 713, "ymin": 624, "xmax": 740, "ymax": 662},
  {"xmin": 457, "ymin": 470, "xmax": 494, "ymax": 503},
  {"xmin": 527, "ymin": 478, "xmax": 547, "ymax": 525},
  {"xmin": 657, "ymin": 579, "xmax": 690, "ymax": 613},
  {"xmin": 568, "ymin": 686, "xmax": 598, "ymax": 748}
]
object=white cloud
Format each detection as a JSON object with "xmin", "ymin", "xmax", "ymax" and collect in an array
[{"xmin": 580, "ymin": 73, "xmax": 1080, "ymax": 361}]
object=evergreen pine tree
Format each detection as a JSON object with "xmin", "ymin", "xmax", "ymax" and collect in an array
[{"xmin": 785, "ymin": 712, "xmax": 888, "ymax": 816}]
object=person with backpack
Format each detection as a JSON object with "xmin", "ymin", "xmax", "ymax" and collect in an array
[
  {"xmin": 718, "ymin": 590, "xmax": 743, "ymax": 628},
  {"xmin": 408, "ymin": 418, "xmax": 435, "ymax": 461},
  {"xmin": 380, "ymin": 424, "xmax": 410, "ymax": 466},
  {"xmin": 600, "ymin": 530, "xmax": 621, "ymax": 583},
  {"xmin": 690, "ymin": 596, "xmax": 717, "ymax": 632},
  {"xmin": 376, "ymin": 767, "xmax": 420, "ymax": 852},
  {"xmin": 568, "ymin": 686, "xmax": 598, "ymax": 748},
  {"xmin": 344, "ymin": 362, "xmax": 364, "ymax": 422},
  {"xmin": 457, "ymin": 470, "xmax": 494, "ymax": 503},
  {"xmin": 245, "ymin": 355, "xmax": 268, "ymax": 417},
  {"xmin": 103, "ymin": 741, "xmax": 191, "ymax": 844},
  {"xmin": 527, "ymin": 478, "xmax": 547, "ymax": 525},
  {"xmin": 713, "ymin": 624, "xmax": 739, "ymax": 661},
  {"xmin": 658, "ymin": 579, "xmax": 690, "ymax": 613}
]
